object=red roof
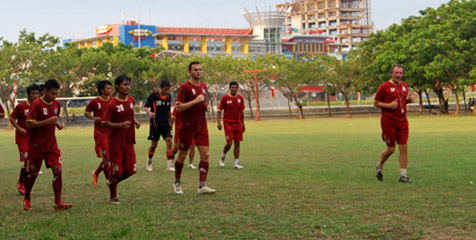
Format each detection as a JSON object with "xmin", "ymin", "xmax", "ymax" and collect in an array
[
  {"xmin": 158, "ymin": 27, "xmax": 253, "ymax": 36},
  {"xmin": 300, "ymin": 86, "xmax": 325, "ymax": 93}
]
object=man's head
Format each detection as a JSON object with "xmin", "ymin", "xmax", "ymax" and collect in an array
[
  {"xmin": 229, "ymin": 81, "xmax": 239, "ymax": 96},
  {"xmin": 188, "ymin": 61, "xmax": 202, "ymax": 81},
  {"xmin": 39, "ymin": 84, "xmax": 45, "ymax": 97},
  {"xmin": 160, "ymin": 80, "xmax": 171, "ymax": 96},
  {"xmin": 114, "ymin": 75, "xmax": 131, "ymax": 95},
  {"xmin": 390, "ymin": 64, "xmax": 405, "ymax": 83},
  {"xmin": 43, "ymin": 79, "xmax": 60, "ymax": 103},
  {"xmin": 97, "ymin": 80, "xmax": 112, "ymax": 97},
  {"xmin": 26, "ymin": 83, "xmax": 41, "ymax": 103}
]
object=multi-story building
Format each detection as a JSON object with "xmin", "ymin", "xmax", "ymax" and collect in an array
[{"xmin": 276, "ymin": 0, "xmax": 373, "ymax": 49}]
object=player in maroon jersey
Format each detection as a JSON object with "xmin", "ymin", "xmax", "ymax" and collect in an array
[
  {"xmin": 9, "ymin": 84, "xmax": 41, "ymax": 194},
  {"xmin": 173, "ymin": 61, "xmax": 216, "ymax": 194},
  {"xmin": 85, "ymin": 80, "xmax": 112, "ymax": 186},
  {"xmin": 0, "ymin": 101, "xmax": 4, "ymax": 118},
  {"xmin": 102, "ymin": 75, "xmax": 140, "ymax": 204},
  {"xmin": 374, "ymin": 64, "xmax": 414, "ymax": 183},
  {"xmin": 144, "ymin": 80, "xmax": 174, "ymax": 172},
  {"xmin": 171, "ymin": 108, "xmax": 196, "ymax": 169},
  {"xmin": 23, "ymin": 79, "xmax": 72, "ymax": 211},
  {"xmin": 217, "ymin": 81, "xmax": 245, "ymax": 169}
]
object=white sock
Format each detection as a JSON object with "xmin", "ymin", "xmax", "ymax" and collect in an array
[
  {"xmin": 221, "ymin": 153, "xmax": 226, "ymax": 160},
  {"xmin": 400, "ymin": 169, "xmax": 407, "ymax": 176},
  {"xmin": 234, "ymin": 159, "xmax": 239, "ymax": 166},
  {"xmin": 167, "ymin": 160, "xmax": 173, "ymax": 168}
]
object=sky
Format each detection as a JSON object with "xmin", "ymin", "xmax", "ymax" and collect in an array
[{"xmin": 0, "ymin": 0, "xmax": 450, "ymax": 43}]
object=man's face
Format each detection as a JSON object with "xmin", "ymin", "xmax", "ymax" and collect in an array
[
  {"xmin": 391, "ymin": 67, "xmax": 404, "ymax": 83},
  {"xmin": 230, "ymin": 85, "xmax": 239, "ymax": 96},
  {"xmin": 189, "ymin": 64, "xmax": 202, "ymax": 81},
  {"xmin": 43, "ymin": 88, "xmax": 59, "ymax": 102},
  {"xmin": 116, "ymin": 80, "xmax": 130, "ymax": 95},
  {"xmin": 160, "ymin": 86, "xmax": 170, "ymax": 96},
  {"xmin": 102, "ymin": 84, "xmax": 112, "ymax": 97},
  {"xmin": 28, "ymin": 90, "xmax": 40, "ymax": 102}
]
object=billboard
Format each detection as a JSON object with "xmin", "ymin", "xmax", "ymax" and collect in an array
[{"xmin": 119, "ymin": 24, "xmax": 156, "ymax": 48}]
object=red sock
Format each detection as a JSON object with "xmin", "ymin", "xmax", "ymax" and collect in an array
[
  {"xmin": 19, "ymin": 164, "xmax": 27, "ymax": 184},
  {"xmin": 23, "ymin": 174, "xmax": 37, "ymax": 201},
  {"xmin": 94, "ymin": 163, "xmax": 102, "ymax": 176},
  {"xmin": 109, "ymin": 177, "xmax": 118, "ymax": 199},
  {"xmin": 52, "ymin": 172, "xmax": 63, "ymax": 204},
  {"xmin": 167, "ymin": 151, "xmax": 174, "ymax": 160},
  {"xmin": 175, "ymin": 162, "xmax": 184, "ymax": 179},
  {"xmin": 199, "ymin": 161, "xmax": 209, "ymax": 182}
]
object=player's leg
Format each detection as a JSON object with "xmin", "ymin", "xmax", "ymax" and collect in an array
[
  {"xmin": 188, "ymin": 145, "xmax": 196, "ymax": 169},
  {"xmin": 108, "ymin": 144, "xmax": 123, "ymax": 204},
  {"xmin": 220, "ymin": 126, "xmax": 233, "ymax": 167},
  {"xmin": 23, "ymin": 148, "xmax": 43, "ymax": 210},
  {"xmin": 93, "ymin": 137, "xmax": 103, "ymax": 183},
  {"xmin": 47, "ymin": 149, "xmax": 72, "ymax": 210},
  {"xmin": 147, "ymin": 140, "xmax": 158, "ymax": 171},
  {"xmin": 377, "ymin": 117, "xmax": 396, "ymax": 181},
  {"xmin": 174, "ymin": 129, "xmax": 193, "ymax": 194},
  {"xmin": 17, "ymin": 144, "xmax": 28, "ymax": 194},
  {"xmin": 197, "ymin": 145, "xmax": 215, "ymax": 194},
  {"xmin": 164, "ymin": 128, "xmax": 175, "ymax": 172},
  {"xmin": 232, "ymin": 127, "xmax": 244, "ymax": 169},
  {"xmin": 397, "ymin": 122, "xmax": 411, "ymax": 183}
]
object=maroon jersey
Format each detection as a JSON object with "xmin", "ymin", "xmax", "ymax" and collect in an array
[
  {"xmin": 374, "ymin": 80, "xmax": 409, "ymax": 120},
  {"xmin": 0, "ymin": 103, "xmax": 4, "ymax": 117},
  {"xmin": 171, "ymin": 108, "xmax": 182, "ymax": 130},
  {"xmin": 26, "ymin": 98, "xmax": 61, "ymax": 151},
  {"xmin": 218, "ymin": 93, "xmax": 245, "ymax": 124},
  {"xmin": 85, "ymin": 97, "xmax": 111, "ymax": 137},
  {"xmin": 102, "ymin": 96, "xmax": 136, "ymax": 145},
  {"xmin": 176, "ymin": 81, "xmax": 207, "ymax": 130},
  {"xmin": 10, "ymin": 101, "xmax": 32, "ymax": 144}
]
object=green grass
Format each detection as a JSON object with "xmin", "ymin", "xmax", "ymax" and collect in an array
[{"xmin": 1, "ymin": 116, "xmax": 476, "ymax": 239}]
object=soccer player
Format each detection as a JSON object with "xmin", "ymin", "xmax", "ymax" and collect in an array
[
  {"xmin": 102, "ymin": 75, "xmax": 140, "ymax": 204},
  {"xmin": 144, "ymin": 80, "xmax": 174, "ymax": 172},
  {"xmin": 9, "ymin": 84, "xmax": 41, "ymax": 194},
  {"xmin": 374, "ymin": 64, "xmax": 413, "ymax": 183},
  {"xmin": 0, "ymin": 101, "xmax": 4, "ymax": 118},
  {"xmin": 85, "ymin": 80, "xmax": 112, "ymax": 186},
  {"xmin": 171, "ymin": 107, "xmax": 196, "ymax": 169},
  {"xmin": 23, "ymin": 79, "xmax": 72, "ymax": 211},
  {"xmin": 173, "ymin": 61, "xmax": 216, "ymax": 194},
  {"xmin": 217, "ymin": 81, "xmax": 245, "ymax": 169}
]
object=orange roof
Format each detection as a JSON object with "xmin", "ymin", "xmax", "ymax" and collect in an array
[{"xmin": 158, "ymin": 27, "xmax": 253, "ymax": 36}]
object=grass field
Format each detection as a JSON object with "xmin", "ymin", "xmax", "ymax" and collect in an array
[{"xmin": 1, "ymin": 115, "xmax": 476, "ymax": 239}]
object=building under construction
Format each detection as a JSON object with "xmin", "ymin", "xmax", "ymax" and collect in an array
[{"xmin": 276, "ymin": 0, "xmax": 373, "ymax": 49}]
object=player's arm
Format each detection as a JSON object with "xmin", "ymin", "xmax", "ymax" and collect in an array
[
  {"xmin": 217, "ymin": 110, "xmax": 222, "ymax": 130},
  {"xmin": 26, "ymin": 116, "xmax": 59, "ymax": 129},
  {"xmin": 242, "ymin": 111, "xmax": 245, "ymax": 133},
  {"xmin": 9, "ymin": 117, "xmax": 27, "ymax": 135},
  {"xmin": 374, "ymin": 100, "xmax": 398, "ymax": 109},
  {"xmin": 103, "ymin": 121, "xmax": 131, "ymax": 129},
  {"xmin": 175, "ymin": 94, "xmax": 205, "ymax": 112},
  {"xmin": 84, "ymin": 111, "xmax": 101, "ymax": 123},
  {"xmin": 144, "ymin": 106, "xmax": 155, "ymax": 118},
  {"xmin": 134, "ymin": 119, "xmax": 140, "ymax": 129}
]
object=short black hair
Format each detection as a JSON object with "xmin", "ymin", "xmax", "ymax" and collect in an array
[
  {"xmin": 229, "ymin": 81, "xmax": 239, "ymax": 88},
  {"xmin": 160, "ymin": 80, "xmax": 171, "ymax": 88},
  {"xmin": 188, "ymin": 61, "xmax": 201, "ymax": 71},
  {"xmin": 97, "ymin": 80, "xmax": 112, "ymax": 96},
  {"xmin": 39, "ymin": 84, "xmax": 45, "ymax": 91},
  {"xmin": 114, "ymin": 75, "xmax": 131, "ymax": 91},
  {"xmin": 390, "ymin": 64, "xmax": 405, "ymax": 74},
  {"xmin": 26, "ymin": 83, "xmax": 41, "ymax": 95},
  {"xmin": 44, "ymin": 79, "xmax": 60, "ymax": 91}
]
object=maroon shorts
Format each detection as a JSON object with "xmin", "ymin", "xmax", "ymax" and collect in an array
[
  {"xmin": 381, "ymin": 116, "xmax": 409, "ymax": 147},
  {"xmin": 26, "ymin": 145, "xmax": 62, "ymax": 174},
  {"xmin": 174, "ymin": 129, "xmax": 196, "ymax": 150},
  {"xmin": 17, "ymin": 140, "xmax": 29, "ymax": 162},
  {"xmin": 178, "ymin": 127, "xmax": 208, "ymax": 151},
  {"xmin": 109, "ymin": 143, "xmax": 136, "ymax": 176},
  {"xmin": 94, "ymin": 136, "xmax": 110, "ymax": 158},
  {"xmin": 224, "ymin": 123, "xmax": 243, "ymax": 143}
]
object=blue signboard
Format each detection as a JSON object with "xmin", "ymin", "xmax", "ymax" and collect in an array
[{"xmin": 119, "ymin": 25, "xmax": 156, "ymax": 48}]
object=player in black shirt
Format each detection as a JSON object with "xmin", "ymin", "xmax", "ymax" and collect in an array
[{"xmin": 144, "ymin": 80, "xmax": 174, "ymax": 172}]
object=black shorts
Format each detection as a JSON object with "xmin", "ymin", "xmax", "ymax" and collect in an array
[{"xmin": 148, "ymin": 125, "xmax": 172, "ymax": 141}]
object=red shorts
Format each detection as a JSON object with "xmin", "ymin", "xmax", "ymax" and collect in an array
[
  {"xmin": 178, "ymin": 127, "xmax": 208, "ymax": 151},
  {"xmin": 109, "ymin": 143, "xmax": 136, "ymax": 176},
  {"xmin": 26, "ymin": 145, "xmax": 62, "ymax": 174},
  {"xmin": 94, "ymin": 136, "xmax": 109, "ymax": 158},
  {"xmin": 17, "ymin": 140, "xmax": 29, "ymax": 162},
  {"xmin": 174, "ymin": 129, "xmax": 195, "ymax": 150},
  {"xmin": 381, "ymin": 116, "xmax": 409, "ymax": 147},
  {"xmin": 224, "ymin": 123, "xmax": 243, "ymax": 143}
]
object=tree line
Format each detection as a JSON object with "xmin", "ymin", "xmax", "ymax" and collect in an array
[{"xmin": 1, "ymin": 0, "xmax": 475, "ymax": 119}]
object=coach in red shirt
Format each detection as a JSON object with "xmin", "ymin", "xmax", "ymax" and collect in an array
[
  {"xmin": 217, "ymin": 81, "xmax": 245, "ymax": 169},
  {"xmin": 374, "ymin": 64, "xmax": 413, "ymax": 183}
]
